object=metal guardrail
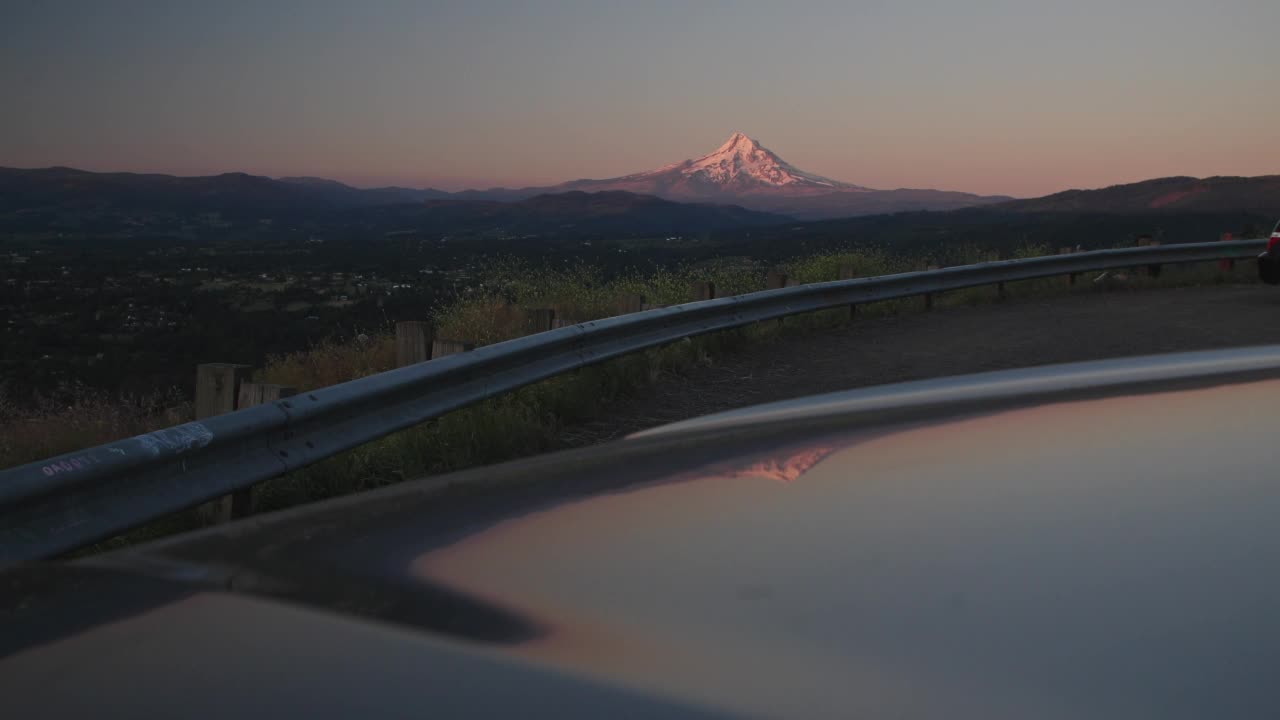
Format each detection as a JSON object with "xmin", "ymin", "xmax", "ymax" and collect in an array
[{"xmin": 0, "ymin": 239, "xmax": 1266, "ymax": 565}]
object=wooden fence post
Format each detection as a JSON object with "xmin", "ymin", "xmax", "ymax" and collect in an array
[
  {"xmin": 194, "ymin": 363, "xmax": 251, "ymax": 523},
  {"xmin": 615, "ymin": 293, "xmax": 645, "ymax": 315},
  {"xmin": 195, "ymin": 363, "xmax": 251, "ymax": 420},
  {"xmin": 526, "ymin": 308, "xmax": 556, "ymax": 334},
  {"xmin": 924, "ymin": 264, "xmax": 939, "ymax": 311},
  {"xmin": 237, "ymin": 382, "xmax": 297, "ymax": 410},
  {"xmin": 766, "ymin": 273, "xmax": 793, "ymax": 325},
  {"xmin": 1059, "ymin": 247, "xmax": 1079, "ymax": 286},
  {"xmin": 1146, "ymin": 240, "xmax": 1163, "ymax": 278},
  {"xmin": 431, "ymin": 339, "xmax": 475, "ymax": 358},
  {"xmin": 838, "ymin": 265, "xmax": 859, "ymax": 319},
  {"xmin": 691, "ymin": 281, "xmax": 716, "ymax": 301},
  {"xmin": 226, "ymin": 383, "xmax": 296, "ymax": 519},
  {"xmin": 395, "ymin": 321, "xmax": 433, "ymax": 367}
]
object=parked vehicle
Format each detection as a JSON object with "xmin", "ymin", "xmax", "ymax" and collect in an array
[
  {"xmin": 1259, "ymin": 219, "xmax": 1280, "ymax": 284},
  {"xmin": 4, "ymin": 347, "xmax": 1280, "ymax": 718}
]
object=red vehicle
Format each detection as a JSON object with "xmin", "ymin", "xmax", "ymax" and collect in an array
[{"xmin": 1260, "ymin": 220, "xmax": 1280, "ymax": 284}]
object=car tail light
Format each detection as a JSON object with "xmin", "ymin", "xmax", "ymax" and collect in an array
[{"xmin": 1270, "ymin": 234, "xmax": 1280, "ymax": 252}]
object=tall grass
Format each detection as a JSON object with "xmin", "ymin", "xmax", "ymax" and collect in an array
[
  {"xmin": 1, "ymin": 244, "xmax": 1260, "ymax": 519},
  {"xmin": 0, "ymin": 382, "xmax": 189, "ymax": 470}
]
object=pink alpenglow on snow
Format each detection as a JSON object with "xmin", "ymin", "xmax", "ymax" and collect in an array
[{"xmin": 553, "ymin": 132, "xmax": 870, "ymax": 201}]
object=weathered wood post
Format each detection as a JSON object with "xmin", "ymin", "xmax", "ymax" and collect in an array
[
  {"xmin": 924, "ymin": 263, "xmax": 939, "ymax": 311},
  {"xmin": 767, "ymin": 273, "xmax": 794, "ymax": 325},
  {"xmin": 431, "ymin": 339, "xmax": 475, "ymax": 358},
  {"xmin": 614, "ymin": 293, "xmax": 645, "ymax": 316},
  {"xmin": 1059, "ymin": 247, "xmax": 1078, "ymax": 286},
  {"xmin": 989, "ymin": 251, "xmax": 1007, "ymax": 300},
  {"xmin": 839, "ymin": 264, "xmax": 859, "ymax": 319},
  {"xmin": 526, "ymin": 308, "xmax": 556, "ymax": 334},
  {"xmin": 194, "ymin": 363, "xmax": 251, "ymax": 523},
  {"xmin": 195, "ymin": 363, "xmax": 251, "ymax": 420},
  {"xmin": 691, "ymin": 281, "xmax": 716, "ymax": 301},
  {"xmin": 237, "ymin": 382, "xmax": 297, "ymax": 409},
  {"xmin": 1131, "ymin": 235, "xmax": 1164, "ymax": 278},
  {"xmin": 395, "ymin": 321, "xmax": 433, "ymax": 367},
  {"xmin": 227, "ymin": 382, "xmax": 296, "ymax": 519},
  {"xmin": 1146, "ymin": 239, "xmax": 1163, "ymax": 278}
]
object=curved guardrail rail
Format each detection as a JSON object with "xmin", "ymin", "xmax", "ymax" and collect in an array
[{"xmin": 0, "ymin": 239, "xmax": 1265, "ymax": 564}]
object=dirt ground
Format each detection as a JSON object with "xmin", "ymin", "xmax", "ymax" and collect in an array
[{"xmin": 562, "ymin": 283, "xmax": 1280, "ymax": 446}]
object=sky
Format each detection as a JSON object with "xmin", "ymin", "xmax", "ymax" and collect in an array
[{"xmin": 2, "ymin": 0, "xmax": 1278, "ymax": 198}]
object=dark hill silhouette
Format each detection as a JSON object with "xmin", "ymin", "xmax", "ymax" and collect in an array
[
  {"xmin": 348, "ymin": 191, "xmax": 789, "ymax": 236},
  {"xmin": 998, "ymin": 175, "xmax": 1280, "ymax": 215},
  {"xmin": 0, "ymin": 166, "xmax": 450, "ymax": 216}
]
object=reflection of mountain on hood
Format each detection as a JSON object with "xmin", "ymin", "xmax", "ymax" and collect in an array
[{"xmin": 723, "ymin": 446, "xmax": 839, "ymax": 484}]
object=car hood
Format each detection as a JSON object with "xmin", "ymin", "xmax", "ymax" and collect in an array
[{"xmin": 6, "ymin": 346, "xmax": 1280, "ymax": 718}]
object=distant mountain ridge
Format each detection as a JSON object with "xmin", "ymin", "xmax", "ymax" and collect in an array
[
  {"xmin": 997, "ymin": 175, "xmax": 1280, "ymax": 215},
  {"xmin": 555, "ymin": 132, "xmax": 871, "ymax": 198},
  {"xmin": 0, "ymin": 165, "xmax": 787, "ymax": 237},
  {"xmin": 457, "ymin": 133, "xmax": 1012, "ymax": 219},
  {"xmin": 2, "ymin": 156, "xmax": 1276, "ymax": 240},
  {"xmin": 278, "ymin": 176, "xmax": 451, "ymax": 204},
  {"xmin": 0, "ymin": 166, "xmax": 451, "ymax": 215},
  {"xmin": 371, "ymin": 190, "xmax": 788, "ymax": 236}
]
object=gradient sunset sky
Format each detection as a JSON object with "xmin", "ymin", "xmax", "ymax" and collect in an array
[{"xmin": 3, "ymin": 0, "xmax": 1277, "ymax": 197}]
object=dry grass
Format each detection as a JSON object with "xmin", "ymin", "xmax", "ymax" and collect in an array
[
  {"xmin": 0, "ymin": 383, "xmax": 189, "ymax": 471},
  {"xmin": 3, "ymin": 246, "xmax": 1259, "ymax": 518},
  {"xmin": 255, "ymin": 333, "xmax": 396, "ymax": 390}
]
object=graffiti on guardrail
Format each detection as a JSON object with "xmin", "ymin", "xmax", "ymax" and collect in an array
[
  {"xmin": 41, "ymin": 454, "xmax": 102, "ymax": 477},
  {"xmin": 134, "ymin": 422, "xmax": 214, "ymax": 458}
]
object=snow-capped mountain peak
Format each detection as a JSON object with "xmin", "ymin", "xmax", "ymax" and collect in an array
[
  {"xmin": 672, "ymin": 132, "xmax": 861, "ymax": 193},
  {"xmin": 714, "ymin": 131, "xmax": 759, "ymax": 154},
  {"xmin": 552, "ymin": 132, "xmax": 872, "ymax": 201},
  {"xmin": 463, "ymin": 132, "xmax": 1011, "ymax": 219}
]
